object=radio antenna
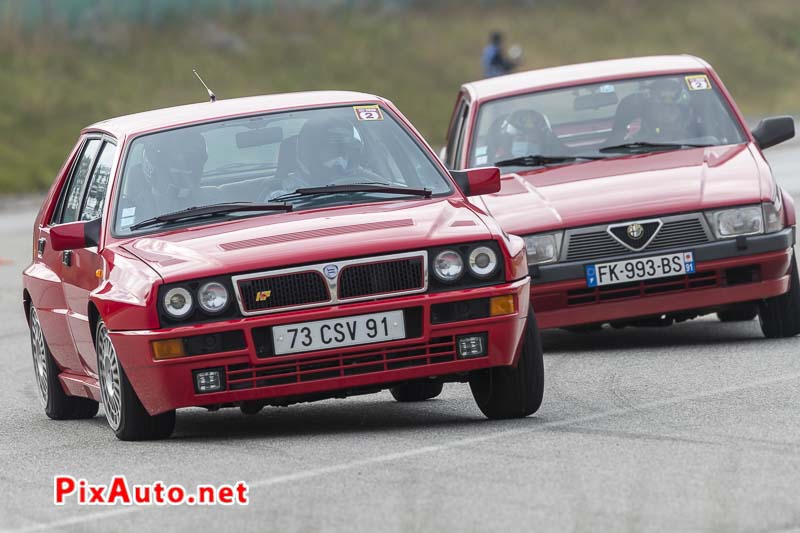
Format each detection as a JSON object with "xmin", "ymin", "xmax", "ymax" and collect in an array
[{"xmin": 193, "ymin": 69, "xmax": 217, "ymax": 102}]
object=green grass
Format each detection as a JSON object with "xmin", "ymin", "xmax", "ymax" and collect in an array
[{"xmin": 3, "ymin": 0, "xmax": 800, "ymax": 193}]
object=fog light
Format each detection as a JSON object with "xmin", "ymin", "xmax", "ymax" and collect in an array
[
  {"xmin": 152, "ymin": 338, "xmax": 186, "ymax": 360},
  {"xmin": 489, "ymin": 295, "xmax": 516, "ymax": 316},
  {"xmin": 456, "ymin": 334, "xmax": 487, "ymax": 359},
  {"xmin": 194, "ymin": 368, "xmax": 224, "ymax": 393}
]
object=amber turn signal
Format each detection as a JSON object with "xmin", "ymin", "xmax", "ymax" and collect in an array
[
  {"xmin": 489, "ymin": 294, "xmax": 516, "ymax": 316},
  {"xmin": 152, "ymin": 338, "xmax": 186, "ymax": 360}
]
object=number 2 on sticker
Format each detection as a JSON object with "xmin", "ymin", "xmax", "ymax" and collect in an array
[
  {"xmin": 685, "ymin": 75, "xmax": 710, "ymax": 91},
  {"xmin": 354, "ymin": 106, "xmax": 383, "ymax": 121}
]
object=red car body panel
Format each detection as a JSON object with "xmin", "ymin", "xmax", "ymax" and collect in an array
[
  {"xmin": 119, "ymin": 199, "xmax": 500, "ymax": 285},
  {"xmin": 446, "ymin": 56, "xmax": 796, "ymax": 329},
  {"xmin": 532, "ymin": 250, "xmax": 791, "ymax": 329},
  {"xmin": 477, "ymin": 144, "xmax": 770, "ymax": 236},
  {"xmin": 23, "ymin": 91, "xmax": 531, "ymax": 414},
  {"xmin": 108, "ymin": 280, "xmax": 529, "ymax": 415}
]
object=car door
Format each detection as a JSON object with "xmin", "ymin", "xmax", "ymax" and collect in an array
[
  {"xmin": 61, "ymin": 139, "xmax": 117, "ymax": 375},
  {"xmin": 35, "ymin": 137, "xmax": 103, "ymax": 373}
]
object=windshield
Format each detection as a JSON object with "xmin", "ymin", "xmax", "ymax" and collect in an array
[
  {"xmin": 113, "ymin": 104, "xmax": 451, "ymax": 235},
  {"xmin": 469, "ymin": 73, "xmax": 746, "ymax": 169}
]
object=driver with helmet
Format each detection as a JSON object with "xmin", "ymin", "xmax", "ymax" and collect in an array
[
  {"xmin": 492, "ymin": 108, "xmax": 562, "ymax": 162},
  {"xmin": 265, "ymin": 116, "xmax": 384, "ymax": 200},
  {"xmin": 636, "ymin": 78, "xmax": 696, "ymax": 142},
  {"xmin": 120, "ymin": 129, "xmax": 209, "ymax": 226}
]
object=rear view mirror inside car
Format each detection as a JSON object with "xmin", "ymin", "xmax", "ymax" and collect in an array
[
  {"xmin": 235, "ymin": 127, "xmax": 283, "ymax": 148},
  {"xmin": 573, "ymin": 91, "xmax": 619, "ymax": 111}
]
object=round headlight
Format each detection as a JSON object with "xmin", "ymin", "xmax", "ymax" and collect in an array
[
  {"xmin": 433, "ymin": 249, "xmax": 464, "ymax": 282},
  {"xmin": 197, "ymin": 282, "xmax": 230, "ymax": 315},
  {"xmin": 468, "ymin": 246, "xmax": 498, "ymax": 278},
  {"xmin": 163, "ymin": 287, "xmax": 193, "ymax": 319}
]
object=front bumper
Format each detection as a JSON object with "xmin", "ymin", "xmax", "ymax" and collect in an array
[
  {"xmin": 110, "ymin": 278, "xmax": 530, "ymax": 415},
  {"xmin": 530, "ymin": 228, "xmax": 795, "ymax": 329}
]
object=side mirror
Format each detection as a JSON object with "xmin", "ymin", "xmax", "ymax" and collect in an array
[
  {"xmin": 451, "ymin": 167, "xmax": 501, "ymax": 197},
  {"xmin": 50, "ymin": 218, "xmax": 101, "ymax": 251},
  {"xmin": 752, "ymin": 116, "xmax": 794, "ymax": 150}
]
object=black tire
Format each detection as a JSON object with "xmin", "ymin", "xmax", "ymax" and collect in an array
[
  {"xmin": 469, "ymin": 311, "xmax": 545, "ymax": 419},
  {"xmin": 29, "ymin": 306, "xmax": 99, "ymax": 420},
  {"xmin": 96, "ymin": 320, "xmax": 175, "ymax": 440},
  {"xmin": 759, "ymin": 254, "xmax": 800, "ymax": 338},
  {"xmin": 390, "ymin": 381, "xmax": 444, "ymax": 402},
  {"xmin": 240, "ymin": 402, "xmax": 265, "ymax": 415},
  {"xmin": 717, "ymin": 303, "xmax": 758, "ymax": 322}
]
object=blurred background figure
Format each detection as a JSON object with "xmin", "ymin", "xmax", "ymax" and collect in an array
[{"xmin": 482, "ymin": 31, "xmax": 517, "ymax": 78}]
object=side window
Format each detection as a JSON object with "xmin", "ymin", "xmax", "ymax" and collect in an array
[
  {"xmin": 56, "ymin": 139, "xmax": 102, "ymax": 224},
  {"xmin": 80, "ymin": 142, "xmax": 116, "ymax": 221},
  {"xmin": 446, "ymin": 98, "xmax": 469, "ymax": 169}
]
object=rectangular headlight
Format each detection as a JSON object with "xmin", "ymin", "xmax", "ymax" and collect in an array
[
  {"xmin": 523, "ymin": 232, "xmax": 563, "ymax": 265},
  {"xmin": 706, "ymin": 205, "xmax": 764, "ymax": 239}
]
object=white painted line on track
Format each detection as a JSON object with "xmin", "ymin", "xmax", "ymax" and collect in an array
[{"xmin": 7, "ymin": 369, "xmax": 800, "ymax": 533}]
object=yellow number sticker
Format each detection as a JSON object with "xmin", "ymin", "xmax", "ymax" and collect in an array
[
  {"xmin": 685, "ymin": 75, "xmax": 711, "ymax": 91},
  {"xmin": 353, "ymin": 105, "xmax": 383, "ymax": 121}
]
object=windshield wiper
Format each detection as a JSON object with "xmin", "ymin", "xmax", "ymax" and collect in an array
[
  {"xmin": 129, "ymin": 202, "xmax": 292, "ymax": 231},
  {"xmin": 272, "ymin": 183, "xmax": 432, "ymax": 202},
  {"xmin": 494, "ymin": 154, "xmax": 605, "ymax": 167},
  {"xmin": 599, "ymin": 141, "xmax": 712, "ymax": 153}
]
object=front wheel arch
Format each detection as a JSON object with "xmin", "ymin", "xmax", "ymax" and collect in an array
[
  {"xmin": 22, "ymin": 289, "xmax": 32, "ymax": 326},
  {"xmin": 88, "ymin": 302, "xmax": 101, "ymax": 347}
]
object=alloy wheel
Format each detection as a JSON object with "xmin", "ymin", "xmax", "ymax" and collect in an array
[
  {"xmin": 96, "ymin": 323, "xmax": 122, "ymax": 430},
  {"xmin": 29, "ymin": 308, "xmax": 48, "ymax": 406}
]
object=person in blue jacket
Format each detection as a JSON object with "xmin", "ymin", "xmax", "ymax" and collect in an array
[{"xmin": 482, "ymin": 31, "xmax": 515, "ymax": 78}]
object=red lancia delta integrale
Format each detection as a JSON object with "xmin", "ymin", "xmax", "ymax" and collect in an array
[
  {"xmin": 443, "ymin": 56, "xmax": 799, "ymax": 337},
  {"xmin": 23, "ymin": 92, "xmax": 543, "ymax": 440}
]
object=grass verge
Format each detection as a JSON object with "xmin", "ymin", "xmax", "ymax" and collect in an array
[{"xmin": 2, "ymin": 0, "xmax": 800, "ymax": 193}]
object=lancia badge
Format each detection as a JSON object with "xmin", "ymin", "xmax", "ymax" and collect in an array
[{"xmin": 323, "ymin": 264, "xmax": 339, "ymax": 279}]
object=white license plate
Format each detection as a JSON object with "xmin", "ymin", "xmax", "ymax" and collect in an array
[
  {"xmin": 586, "ymin": 251, "xmax": 695, "ymax": 287},
  {"xmin": 272, "ymin": 310, "xmax": 406, "ymax": 355}
]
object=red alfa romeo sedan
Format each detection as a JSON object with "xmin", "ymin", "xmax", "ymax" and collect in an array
[
  {"xmin": 443, "ymin": 56, "xmax": 799, "ymax": 337},
  {"xmin": 23, "ymin": 91, "xmax": 543, "ymax": 440}
]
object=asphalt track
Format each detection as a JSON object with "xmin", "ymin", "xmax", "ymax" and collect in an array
[{"xmin": 0, "ymin": 143, "xmax": 799, "ymax": 532}]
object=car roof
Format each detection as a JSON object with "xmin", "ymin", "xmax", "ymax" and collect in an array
[
  {"xmin": 83, "ymin": 90, "xmax": 387, "ymax": 138},
  {"xmin": 462, "ymin": 55, "xmax": 711, "ymax": 101}
]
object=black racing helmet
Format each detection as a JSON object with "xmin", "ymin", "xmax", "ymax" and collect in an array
[
  {"xmin": 644, "ymin": 77, "xmax": 690, "ymax": 125},
  {"xmin": 141, "ymin": 129, "xmax": 208, "ymax": 194},
  {"xmin": 296, "ymin": 116, "xmax": 363, "ymax": 179}
]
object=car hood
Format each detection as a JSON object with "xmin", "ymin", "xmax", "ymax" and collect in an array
[
  {"xmin": 477, "ymin": 144, "xmax": 773, "ymax": 234},
  {"xmin": 118, "ymin": 198, "xmax": 492, "ymax": 282}
]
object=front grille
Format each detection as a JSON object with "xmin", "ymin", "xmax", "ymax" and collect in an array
[
  {"xmin": 233, "ymin": 251, "xmax": 428, "ymax": 316},
  {"xmin": 566, "ymin": 232, "xmax": 628, "ymax": 261},
  {"xmin": 565, "ymin": 216, "xmax": 710, "ymax": 262},
  {"xmin": 646, "ymin": 218, "xmax": 710, "ymax": 252},
  {"xmin": 339, "ymin": 257, "xmax": 424, "ymax": 299},
  {"xmin": 224, "ymin": 336, "xmax": 457, "ymax": 391},
  {"xmin": 238, "ymin": 271, "xmax": 329, "ymax": 312},
  {"xmin": 566, "ymin": 270, "xmax": 721, "ymax": 306}
]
